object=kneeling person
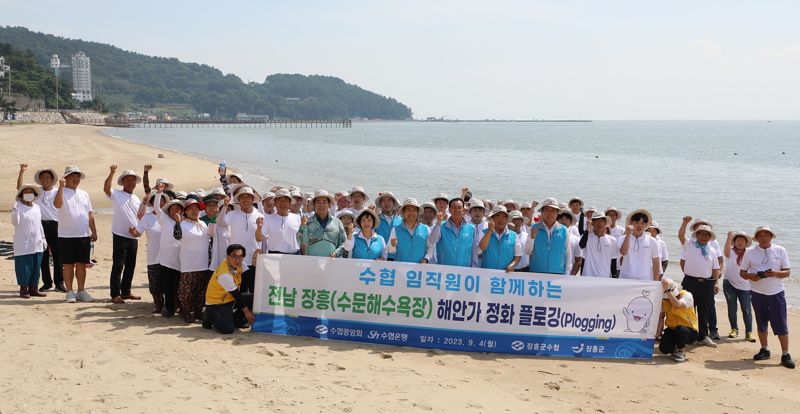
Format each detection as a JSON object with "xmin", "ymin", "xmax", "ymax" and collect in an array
[{"xmin": 204, "ymin": 244, "xmax": 255, "ymax": 334}]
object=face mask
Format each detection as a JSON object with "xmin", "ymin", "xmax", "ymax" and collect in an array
[{"xmin": 22, "ymin": 193, "xmax": 35, "ymax": 202}]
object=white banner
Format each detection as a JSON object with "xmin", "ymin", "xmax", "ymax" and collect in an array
[{"xmin": 253, "ymin": 254, "xmax": 663, "ymax": 359}]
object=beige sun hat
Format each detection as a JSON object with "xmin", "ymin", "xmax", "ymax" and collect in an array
[
  {"xmin": 690, "ymin": 218, "xmax": 713, "ymax": 230},
  {"xmin": 349, "ymin": 186, "xmax": 368, "ymax": 200},
  {"xmin": 590, "ymin": 212, "xmax": 612, "ymax": 227},
  {"xmin": 488, "ymin": 205, "xmax": 509, "ymax": 218},
  {"xmin": 753, "ymin": 225, "xmax": 776, "ymax": 240},
  {"xmin": 162, "ymin": 199, "xmax": 184, "ymax": 215},
  {"xmin": 626, "ymin": 208, "xmax": 653, "ymax": 225},
  {"xmin": 663, "ymin": 278, "xmax": 681, "ymax": 297},
  {"xmin": 228, "ymin": 172, "xmax": 244, "ymax": 183},
  {"xmin": 691, "ymin": 224, "xmax": 716, "ymax": 240},
  {"xmin": 568, "ymin": 197, "xmax": 584, "ymax": 207},
  {"xmin": 16, "ymin": 184, "xmax": 42, "ymax": 202},
  {"xmin": 355, "ymin": 209, "xmax": 380, "ymax": 229},
  {"xmin": 730, "ymin": 231, "xmax": 753, "ymax": 248},
  {"xmin": 538, "ymin": 197, "xmax": 560, "ymax": 212},
  {"xmin": 508, "ymin": 210, "xmax": 524, "ymax": 222},
  {"xmin": 400, "ymin": 198, "xmax": 423, "ymax": 215},
  {"xmin": 155, "ymin": 178, "xmax": 174, "ymax": 192},
  {"xmin": 586, "ymin": 206, "xmax": 598, "ymax": 214},
  {"xmin": 116, "ymin": 169, "xmax": 142, "ymax": 186},
  {"xmin": 272, "ymin": 189, "xmax": 292, "ymax": 202},
  {"xmin": 311, "ymin": 189, "xmax": 335, "ymax": 206},
  {"xmin": 34, "ymin": 168, "xmax": 58, "ymax": 185},
  {"xmin": 336, "ymin": 208, "xmax": 356, "ymax": 221},
  {"xmin": 375, "ymin": 191, "xmax": 400, "ymax": 207},
  {"xmin": 63, "ymin": 165, "xmax": 86, "ymax": 179},
  {"xmin": 502, "ymin": 199, "xmax": 520, "ymax": 211},
  {"xmin": 647, "ymin": 220, "xmax": 662, "ymax": 234},
  {"xmin": 432, "ymin": 193, "xmax": 449, "ymax": 203},
  {"xmin": 604, "ymin": 207, "xmax": 622, "ymax": 218},
  {"xmin": 233, "ymin": 186, "xmax": 262, "ymax": 204},
  {"xmin": 420, "ymin": 201, "xmax": 437, "ymax": 211},
  {"xmin": 467, "ymin": 199, "xmax": 485, "ymax": 211},
  {"xmin": 520, "ymin": 202, "xmax": 532, "ymax": 210}
]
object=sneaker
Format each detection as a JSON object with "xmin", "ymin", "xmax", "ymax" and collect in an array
[
  {"xmin": 65, "ymin": 291, "xmax": 77, "ymax": 303},
  {"xmin": 672, "ymin": 351, "xmax": 686, "ymax": 363},
  {"xmin": 698, "ymin": 337, "xmax": 717, "ymax": 347},
  {"xmin": 710, "ymin": 331, "xmax": 721, "ymax": 340},
  {"xmin": 54, "ymin": 283, "xmax": 68, "ymax": 293},
  {"xmin": 753, "ymin": 348, "xmax": 771, "ymax": 361},
  {"xmin": 40, "ymin": 284, "xmax": 54, "ymax": 292},
  {"xmin": 728, "ymin": 329, "xmax": 738, "ymax": 338},
  {"xmin": 745, "ymin": 332, "xmax": 757, "ymax": 343},
  {"xmin": 781, "ymin": 354, "xmax": 796, "ymax": 369},
  {"xmin": 76, "ymin": 290, "xmax": 94, "ymax": 302}
]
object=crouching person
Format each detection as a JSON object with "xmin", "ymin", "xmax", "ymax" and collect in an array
[
  {"xmin": 203, "ymin": 244, "xmax": 255, "ymax": 334},
  {"xmin": 658, "ymin": 278, "xmax": 699, "ymax": 363}
]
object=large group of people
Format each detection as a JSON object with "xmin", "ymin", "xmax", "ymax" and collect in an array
[{"xmin": 11, "ymin": 163, "xmax": 793, "ymax": 368}]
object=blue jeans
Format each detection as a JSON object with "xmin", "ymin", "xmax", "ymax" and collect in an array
[{"xmin": 723, "ymin": 280, "xmax": 753, "ymax": 333}]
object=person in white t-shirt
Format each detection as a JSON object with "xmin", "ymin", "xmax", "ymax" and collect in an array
[
  {"xmin": 618, "ymin": 209, "xmax": 660, "ymax": 281},
  {"xmin": 604, "ymin": 207, "xmax": 625, "ymax": 240},
  {"xmin": 723, "ymin": 231, "xmax": 755, "ymax": 342},
  {"xmin": 739, "ymin": 226, "xmax": 794, "ymax": 369},
  {"xmin": 678, "ymin": 225, "xmax": 721, "ymax": 347},
  {"xmin": 53, "ymin": 166, "xmax": 98, "ymax": 304},
  {"xmin": 12, "ymin": 184, "xmax": 47, "ymax": 298},
  {"xmin": 153, "ymin": 185, "xmax": 183, "ymax": 317},
  {"xmin": 678, "ymin": 216, "xmax": 724, "ymax": 340},
  {"xmin": 557, "ymin": 210, "xmax": 583, "ymax": 276},
  {"xmin": 647, "ymin": 221, "xmax": 669, "ymax": 276},
  {"xmin": 103, "ymin": 165, "xmax": 142, "ymax": 304},
  {"xmin": 577, "ymin": 213, "xmax": 619, "ymax": 278},
  {"xmin": 261, "ymin": 189, "xmax": 302, "ymax": 255},
  {"xmin": 218, "ymin": 186, "xmax": 264, "ymax": 294},
  {"xmin": 17, "ymin": 163, "xmax": 65, "ymax": 292},
  {"xmin": 173, "ymin": 199, "xmax": 217, "ymax": 323},
  {"xmin": 129, "ymin": 192, "xmax": 168, "ymax": 313}
]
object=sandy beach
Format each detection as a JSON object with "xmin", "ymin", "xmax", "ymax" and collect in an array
[{"xmin": 0, "ymin": 124, "xmax": 797, "ymax": 414}]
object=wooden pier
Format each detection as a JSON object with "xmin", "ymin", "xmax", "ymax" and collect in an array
[{"xmin": 111, "ymin": 119, "xmax": 352, "ymax": 128}]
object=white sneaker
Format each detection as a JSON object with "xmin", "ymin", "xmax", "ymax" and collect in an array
[
  {"xmin": 65, "ymin": 291, "xmax": 77, "ymax": 303},
  {"xmin": 76, "ymin": 290, "xmax": 95, "ymax": 302},
  {"xmin": 698, "ymin": 337, "xmax": 717, "ymax": 348}
]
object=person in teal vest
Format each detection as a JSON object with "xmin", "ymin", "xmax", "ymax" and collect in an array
[
  {"xmin": 478, "ymin": 206, "xmax": 521, "ymax": 272},
  {"xmin": 529, "ymin": 198, "xmax": 569, "ymax": 274},
  {"xmin": 375, "ymin": 191, "xmax": 402, "ymax": 260},
  {"xmin": 386, "ymin": 198, "xmax": 435, "ymax": 263},
  {"xmin": 429, "ymin": 198, "xmax": 480, "ymax": 267},
  {"xmin": 298, "ymin": 190, "xmax": 347, "ymax": 258},
  {"xmin": 344, "ymin": 209, "xmax": 387, "ymax": 260}
]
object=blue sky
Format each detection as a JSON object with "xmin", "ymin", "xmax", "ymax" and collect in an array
[{"xmin": 4, "ymin": 0, "xmax": 800, "ymax": 119}]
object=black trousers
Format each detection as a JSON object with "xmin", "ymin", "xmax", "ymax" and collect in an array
[
  {"xmin": 681, "ymin": 275, "xmax": 715, "ymax": 340},
  {"xmin": 161, "ymin": 266, "xmax": 181, "ymax": 313},
  {"xmin": 659, "ymin": 326, "xmax": 698, "ymax": 354},
  {"xmin": 204, "ymin": 294, "xmax": 254, "ymax": 334},
  {"xmin": 240, "ymin": 268, "xmax": 255, "ymax": 294},
  {"xmin": 40, "ymin": 220, "xmax": 63, "ymax": 286},
  {"xmin": 109, "ymin": 234, "xmax": 138, "ymax": 298}
]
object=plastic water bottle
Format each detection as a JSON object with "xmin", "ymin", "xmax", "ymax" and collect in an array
[{"xmin": 218, "ymin": 160, "xmax": 226, "ymax": 176}]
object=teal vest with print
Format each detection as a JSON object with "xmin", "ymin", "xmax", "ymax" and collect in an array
[
  {"xmin": 436, "ymin": 221, "xmax": 476, "ymax": 267},
  {"xmin": 530, "ymin": 224, "xmax": 568, "ymax": 274},
  {"xmin": 481, "ymin": 230, "xmax": 517, "ymax": 270},
  {"xmin": 394, "ymin": 222, "xmax": 430, "ymax": 263}
]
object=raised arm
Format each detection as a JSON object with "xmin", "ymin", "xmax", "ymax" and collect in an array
[
  {"xmin": 479, "ymin": 219, "xmax": 496, "ymax": 252},
  {"xmin": 53, "ymin": 178, "xmax": 66, "ymax": 209},
  {"xmin": 142, "ymin": 164, "xmax": 152, "ymax": 194},
  {"xmin": 619, "ymin": 225, "xmax": 632, "ymax": 256},
  {"xmin": 16, "ymin": 163, "xmax": 27, "ymax": 190},
  {"xmin": 678, "ymin": 216, "xmax": 691, "ymax": 246},
  {"xmin": 103, "ymin": 165, "xmax": 117, "ymax": 198},
  {"xmin": 216, "ymin": 196, "xmax": 231, "ymax": 227},
  {"xmin": 137, "ymin": 192, "xmax": 150, "ymax": 220}
]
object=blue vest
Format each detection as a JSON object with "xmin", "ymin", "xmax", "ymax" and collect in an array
[
  {"xmin": 378, "ymin": 213, "xmax": 402, "ymax": 259},
  {"xmin": 394, "ymin": 222, "xmax": 430, "ymax": 263},
  {"xmin": 530, "ymin": 223, "xmax": 568, "ymax": 274},
  {"xmin": 437, "ymin": 221, "xmax": 476, "ymax": 267},
  {"xmin": 481, "ymin": 230, "xmax": 517, "ymax": 270},
  {"xmin": 352, "ymin": 233, "xmax": 385, "ymax": 260}
]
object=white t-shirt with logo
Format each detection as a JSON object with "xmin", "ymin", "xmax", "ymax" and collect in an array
[
  {"xmin": 740, "ymin": 244, "xmax": 790, "ymax": 296},
  {"xmin": 617, "ymin": 233, "xmax": 660, "ymax": 280},
  {"xmin": 679, "ymin": 241, "xmax": 720, "ymax": 278},
  {"xmin": 57, "ymin": 187, "xmax": 93, "ymax": 238},
  {"xmin": 178, "ymin": 220, "xmax": 210, "ymax": 273},
  {"xmin": 109, "ymin": 189, "xmax": 141, "ymax": 239},
  {"xmin": 578, "ymin": 233, "xmax": 620, "ymax": 278},
  {"xmin": 263, "ymin": 212, "xmax": 301, "ymax": 254},
  {"xmin": 35, "ymin": 187, "xmax": 59, "ymax": 221},
  {"xmin": 218, "ymin": 208, "xmax": 264, "ymax": 266}
]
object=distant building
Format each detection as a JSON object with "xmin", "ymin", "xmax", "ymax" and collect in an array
[{"xmin": 71, "ymin": 51, "xmax": 92, "ymax": 102}]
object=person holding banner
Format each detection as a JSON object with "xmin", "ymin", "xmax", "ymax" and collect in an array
[
  {"xmin": 262, "ymin": 189, "xmax": 302, "ymax": 255},
  {"xmin": 298, "ymin": 190, "xmax": 347, "ymax": 258},
  {"xmin": 203, "ymin": 244, "xmax": 255, "ymax": 334},
  {"xmin": 618, "ymin": 209, "xmax": 661, "ymax": 281},
  {"xmin": 217, "ymin": 187, "xmax": 264, "ymax": 293},
  {"xmin": 478, "ymin": 205, "xmax": 521, "ymax": 272},
  {"xmin": 577, "ymin": 212, "xmax": 618, "ymax": 278},
  {"xmin": 344, "ymin": 209, "xmax": 387, "ymax": 260},
  {"xmin": 428, "ymin": 198, "xmax": 480, "ymax": 268},
  {"xmin": 529, "ymin": 198, "xmax": 569, "ymax": 274},
  {"xmin": 387, "ymin": 198, "xmax": 436, "ymax": 263},
  {"xmin": 679, "ymin": 224, "xmax": 721, "ymax": 347},
  {"xmin": 658, "ymin": 278, "xmax": 699, "ymax": 363}
]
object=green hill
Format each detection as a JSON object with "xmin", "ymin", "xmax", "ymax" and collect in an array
[
  {"xmin": 0, "ymin": 42, "xmax": 74, "ymax": 109},
  {"xmin": 0, "ymin": 26, "xmax": 413, "ymax": 119}
]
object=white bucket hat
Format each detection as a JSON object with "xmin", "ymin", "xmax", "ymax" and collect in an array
[
  {"xmin": 432, "ymin": 193, "xmax": 449, "ymax": 203},
  {"xmin": 692, "ymin": 224, "xmax": 716, "ymax": 240},
  {"xmin": 34, "ymin": 168, "xmax": 58, "ymax": 185},
  {"xmin": 590, "ymin": 212, "xmax": 612, "ymax": 227},
  {"xmin": 16, "ymin": 184, "xmax": 42, "ymax": 202},
  {"xmin": 568, "ymin": 197, "xmax": 584, "ymax": 207},
  {"xmin": 375, "ymin": 191, "xmax": 400, "ymax": 207},
  {"xmin": 174, "ymin": 191, "xmax": 188, "ymax": 200},
  {"xmin": 233, "ymin": 186, "xmax": 262, "ymax": 204},
  {"xmin": 420, "ymin": 201, "xmax": 437, "ymax": 211},
  {"xmin": 508, "ymin": 210, "xmax": 524, "ymax": 222},
  {"xmin": 690, "ymin": 218, "xmax": 713, "ymax": 230},
  {"xmin": 502, "ymin": 199, "xmax": 520, "ymax": 211},
  {"xmin": 63, "ymin": 165, "xmax": 86, "ymax": 179},
  {"xmin": 586, "ymin": 206, "xmax": 598, "ymax": 214},
  {"xmin": 155, "ymin": 178, "xmax": 174, "ymax": 192},
  {"xmin": 538, "ymin": 197, "xmax": 560, "ymax": 213},
  {"xmin": 228, "ymin": 172, "xmax": 244, "ymax": 183},
  {"xmin": 489, "ymin": 205, "xmax": 509, "ymax": 218},
  {"xmin": 730, "ymin": 231, "xmax": 753, "ymax": 248},
  {"xmin": 604, "ymin": 207, "xmax": 622, "ymax": 218},
  {"xmin": 753, "ymin": 225, "xmax": 776, "ymax": 240},
  {"xmin": 336, "ymin": 208, "xmax": 356, "ymax": 221},
  {"xmin": 400, "ymin": 198, "xmax": 423, "ymax": 215},
  {"xmin": 520, "ymin": 202, "xmax": 532, "ymax": 210},
  {"xmin": 162, "ymin": 199, "xmax": 184, "ymax": 215},
  {"xmin": 467, "ymin": 200, "xmax": 486, "ymax": 211},
  {"xmin": 116, "ymin": 169, "xmax": 142, "ymax": 186},
  {"xmin": 626, "ymin": 209, "xmax": 653, "ymax": 225},
  {"xmin": 355, "ymin": 209, "xmax": 381, "ymax": 229},
  {"xmin": 349, "ymin": 186, "xmax": 368, "ymax": 200},
  {"xmin": 273, "ymin": 189, "xmax": 292, "ymax": 202},
  {"xmin": 647, "ymin": 220, "xmax": 662, "ymax": 234},
  {"xmin": 262, "ymin": 191, "xmax": 276, "ymax": 199},
  {"xmin": 311, "ymin": 189, "xmax": 335, "ymax": 206}
]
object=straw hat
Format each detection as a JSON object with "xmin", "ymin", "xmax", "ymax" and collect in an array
[
  {"xmin": 233, "ymin": 186, "xmax": 262, "ymax": 204},
  {"xmin": 538, "ymin": 197, "xmax": 560, "ymax": 212},
  {"xmin": 155, "ymin": 178, "xmax": 174, "ymax": 192},
  {"xmin": 730, "ymin": 231, "xmax": 753, "ymax": 248},
  {"xmin": 16, "ymin": 184, "xmax": 42, "ymax": 202},
  {"xmin": 604, "ymin": 207, "xmax": 622, "ymax": 218},
  {"xmin": 692, "ymin": 224, "xmax": 716, "ymax": 240},
  {"xmin": 489, "ymin": 205, "xmax": 509, "ymax": 218},
  {"xmin": 349, "ymin": 186, "xmax": 368, "ymax": 200},
  {"xmin": 753, "ymin": 225, "xmax": 776, "ymax": 240},
  {"xmin": 273, "ymin": 189, "xmax": 292, "ymax": 202},
  {"xmin": 311, "ymin": 189, "xmax": 335, "ymax": 206},
  {"xmin": 356, "ymin": 209, "xmax": 380, "ymax": 229},
  {"xmin": 34, "ymin": 168, "xmax": 58, "ymax": 185},
  {"xmin": 63, "ymin": 165, "xmax": 86, "ymax": 179},
  {"xmin": 625, "ymin": 208, "xmax": 653, "ymax": 225},
  {"xmin": 162, "ymin": 199, "xmax": 184, "ymax": 215},
  {"xmin": 400, "ymin": 198, "xmax": 423, "ymax": 215},
  {"xmin": 116, "ymin": 169, "xmax": 142, "ymax": 186}
]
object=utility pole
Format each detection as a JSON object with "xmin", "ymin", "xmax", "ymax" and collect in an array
[{"xmin": 50, "ymin": 54, "xmax": 60, "ymax": 110}]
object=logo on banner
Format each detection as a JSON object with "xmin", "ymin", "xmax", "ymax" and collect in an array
[
  {"xmin": 511, "ymin": 341, "xmax": 525, "ymax": 351},
  {"xmin": 315, "ymin": 325, "xmax": 329, "ymax": 335}
]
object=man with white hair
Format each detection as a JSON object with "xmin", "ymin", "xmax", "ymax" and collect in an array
[{"xmin": 103, "ymin": 165, "xmax": 142, "ymax": 304}]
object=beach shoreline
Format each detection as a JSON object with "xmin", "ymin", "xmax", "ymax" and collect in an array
[{"xmin": 0, "ymin": 124, "xmax": 798, "ymax": 414}]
